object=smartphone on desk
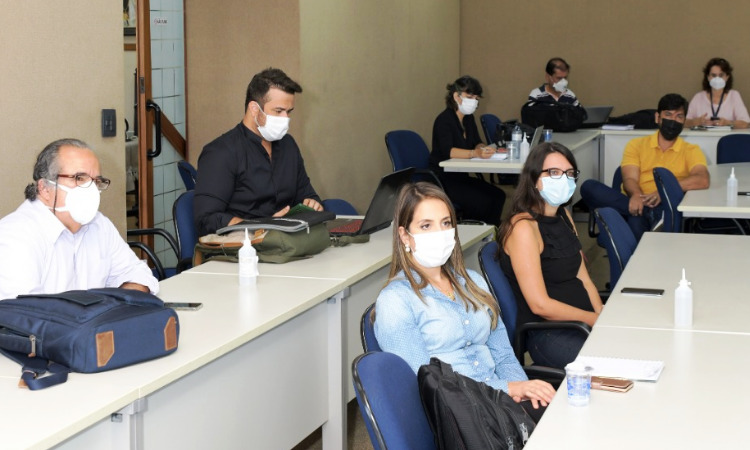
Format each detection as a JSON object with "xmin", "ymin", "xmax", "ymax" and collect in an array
[
  {"xmin": 620, "ymin": 287, "xmax": 664, "ymax": 297},
  {"xmin": 164, "ymin": 302, "xmax": 203, "ymax": 311}
]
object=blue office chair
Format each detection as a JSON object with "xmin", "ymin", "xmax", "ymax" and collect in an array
[
  {"xmin": 478, "ymin": 241, "xmax": 589, "ymax": 379},
  {"xmin": 588, "ymin": 166, "xmax": 623, "ymax": 238},
  {"xmin": 384, "ymin": 130, "xmax": 444, "ymax": 188},
  {"xmin": 127, "ymin": 227, "xmax": 181, "ymax": 280},
  {"xmin": 173, "ymin": 190, "xmax": 197, "ymax": 271},
  {"xmin": 177, "ymin": 160, "xmax": 198, "ymax": 190},
  {"xmin": 480, "ymin": 113, "xmax": 503, "ymax": 145},
  {"xmin": 321, "ymin": 198, "xmax": 357, "ymax": 215},
  {"xmin": 594, "ymin": 207, "xmax": 637, "ymax": 288},
  {"xmin": 652, "ymin": 167, "xmax": 685, "ymax": 233},
  {"xmin": 352, "ymin": 352, "xmax": 436, "ymax": 450},
  {"xmin": 360, "ymin": 303, "xmax": 381, "ymax": 352},
  {"xmin": 717, "ymin": 134, "xmax": 750, "ymax": 164}
]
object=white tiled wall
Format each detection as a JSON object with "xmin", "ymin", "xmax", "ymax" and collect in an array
[{"xmin": 150, "ymin": 0, "xmax": 186, "ymax": 269}]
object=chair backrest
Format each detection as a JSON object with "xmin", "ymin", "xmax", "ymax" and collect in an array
[
  {"xmin": 352, "ymin": 352, "xmax": 436, "ymax": 450},
  {"xmin": 717, "ymin": 134, "xmax": 750, "ymax": 164},
  {"xmin": 322, "ymin": 198, "xmax": 357, "ymax": 215},
  {"xmin": 177, "ymin": 160, "xmax": 198, "ymax": 190},
  {"xmin": 480, "ymin": 113, "xmax": 502, "ymax": 145},
  {"xmin": 611, "ymin": 165, "xmax": 623, "ymax": 190},
  {"xmin": 594, "ymin": 207, "xmax": 637, "ymax": 287},
  {"xmin": 478, "ymin": 240, "xmax": 517, "ymax": 342},
  {"xmin": 653, "ymin": 167, "xmax": 683, "ymax": 233},
  {"xmin": 384, "ymin": 130, "xmax": 432, "ymax": 172},
  {"xmin": 360, "ymin": 303, "xmax": 381, "ymax": 352},
  {"xmin": 173, "ymin": 190, "xmax": 197, "ymax": 262}
]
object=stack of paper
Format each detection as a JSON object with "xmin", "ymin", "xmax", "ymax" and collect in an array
[
  {"xmin": 601, "ymin": 124, "xmax": 635, "ymax": 131},
  {"xmin": 574, "ymin": 356, "xmax": 665, "ymax": 381}
]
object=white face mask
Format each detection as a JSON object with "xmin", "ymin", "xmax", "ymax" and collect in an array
[
  {"xmin": 254, "ymin": 103, "xmax": 290, "ymax": 141},
  {"xmin": 457, "ymin": 96, "xmax": 478, "ymax": 115},
  {"xmin": 552, "ymin": 78, "xmax": 568, "ymax": 93},
  {"xmin": 47, "ymin": 181, "xmax": 101, "ymax": 225},
  {"xmin": 539, "ymin": 176, "xmax": 576, "ymax": 207},
  {"xmin": 409, "ymin": 228, "xmax": 456, "ymax": 268},
  {"xmin": 709, "ymin": 76, "xmax": 726, "ymax": 90}
]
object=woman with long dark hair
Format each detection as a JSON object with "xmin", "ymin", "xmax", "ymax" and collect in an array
[
  {"xmin": 686, "ymin": 57, "xmax": 749, "ymax": 129},
  {"xmin": 497, "ymin": 142, "xmax": 602, "ymax": 369}
]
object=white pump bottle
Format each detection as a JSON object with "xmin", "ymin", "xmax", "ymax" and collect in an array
[{"xmin": 238, "ymin": 228, "xmax": 259, "ymax": 286}]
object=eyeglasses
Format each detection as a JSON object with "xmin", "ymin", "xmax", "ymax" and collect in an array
[
  {"xmin": 57, "ymin": 173, "xmax": 111, "ymax": 191},
  {"xmin": 541, "ymin": 168, "xmax": 579, "ymax": 180}
]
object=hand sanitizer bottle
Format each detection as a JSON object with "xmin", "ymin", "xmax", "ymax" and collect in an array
[
  {"xmin": 727, "ymin": 167, "xmax": 738, "ymax": 205},
  {"xmin": 520, "ymin": 132, "xmax": 530, "ymax": 162},
  {"xmin": 674, "ymin": 268, "xmax": 693, "ymax": 328},
  {"xmin": 238, "ymin": 228, "xmax": 259, "ymax": 286}
]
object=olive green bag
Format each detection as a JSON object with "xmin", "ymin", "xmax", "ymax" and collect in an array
[{"xmin": 195, "ymin": 223, "xmax": 332, "ymax": 265}]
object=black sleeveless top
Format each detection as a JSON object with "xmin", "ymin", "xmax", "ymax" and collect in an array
[{"xmin": 499, "ymin": 208, "xmax": 593, "ymax": 328}]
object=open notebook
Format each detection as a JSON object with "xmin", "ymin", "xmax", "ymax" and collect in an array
[{"xmin": 574, "ymin": 356, "xmax": 665, "ymax": 382}]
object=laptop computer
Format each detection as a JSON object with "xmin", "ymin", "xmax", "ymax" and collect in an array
[
  {"xmin": 327, "ymin": 167, "xmax": 415, "ymax": 237},
  {"xmin": 581, "ymin": 106, "xmax": 614, "ymax": 128},
  {"xmin": 529, "ymin": 125, "xmax": 544, "ymax": 149}
]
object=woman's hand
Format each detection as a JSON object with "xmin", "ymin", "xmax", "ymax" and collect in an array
[{"xmin": 507, "ymin": 379, "xmax": 556, "ymax": 408}]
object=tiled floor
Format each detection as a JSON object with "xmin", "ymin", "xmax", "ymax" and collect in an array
[{"xmin": 293, "ymin": 184, "xmax": 611, "ymax": 450}]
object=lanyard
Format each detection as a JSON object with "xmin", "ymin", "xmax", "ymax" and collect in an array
[{"xmin": 710, "ymin": 90, "xmax": 725, "ymax": 120}]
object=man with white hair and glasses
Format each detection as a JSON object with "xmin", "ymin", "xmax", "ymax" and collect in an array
[{"xmin": 0, "ymin": 138, "xmax": 158, "ymax": 299}]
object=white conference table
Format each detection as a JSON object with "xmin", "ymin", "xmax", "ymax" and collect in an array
[
  {"xmin": 526, "ymin": 232, "xmax": 750, "ymax": 448},
  {"xmin": 525, "ymin": 326, "xmax": 750, "ymax": 449},
  {"xmin": 595, "ymin": 232, "xmax": 750, "ymax": 333},
  {"xmin": 1, "ymin": 223, "xmax": 493, "ymax": 450},
  {"xmin": 438, "ymin": 129, "xmax": 600, "ymax": 205},
  {"xmin": 679, "ymin": 162, "xmax": 750, "ymax": 219},
  {"xmin": 438, "ymin": 129, "xmax": 600, "ymax": 175}
]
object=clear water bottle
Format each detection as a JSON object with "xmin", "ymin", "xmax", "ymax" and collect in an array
[{"xmin": 510, "ymin": 124, "xmax": 523, "ymax": 160}]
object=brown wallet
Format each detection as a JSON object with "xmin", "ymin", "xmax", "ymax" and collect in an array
[{"xmin": 591, "ymin": 376, "xmax": 634, "ymax": 393}]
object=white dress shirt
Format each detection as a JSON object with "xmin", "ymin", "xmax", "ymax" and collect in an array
[{"xmin": 0, "ymin": 199, "xmax": 158, "ymax": 299}]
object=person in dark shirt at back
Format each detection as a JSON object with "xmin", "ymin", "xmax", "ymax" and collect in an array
[{"xmin": 194, "ymin": 67, "xmax": 322, "ymax": 236}]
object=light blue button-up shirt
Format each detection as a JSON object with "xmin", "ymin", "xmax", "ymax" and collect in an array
[{"xmin": 374, "ymin": 269, "xmax": 527, "ymax": 392}]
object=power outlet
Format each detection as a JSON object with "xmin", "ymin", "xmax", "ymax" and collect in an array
[{"xmin": 101, "ymin": 109, "xmax": 117, "ymax": 137}]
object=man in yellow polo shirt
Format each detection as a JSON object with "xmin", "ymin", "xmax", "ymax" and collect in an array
[{"xmin": 581, "ymin": 93, "xmax": 709, "ymax": 240}]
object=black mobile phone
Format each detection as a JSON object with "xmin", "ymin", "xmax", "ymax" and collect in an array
[
  {"xmin": 620, "ymin": 287, "xmax": 665, "ymax": 297},
  {"xmin": 164, "ymin": 302, "xmax": 203, "ymax": 311}
]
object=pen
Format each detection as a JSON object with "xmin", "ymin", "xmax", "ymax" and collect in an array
[{"xmin": 738, "ymin": 192, "xmax": 750, "ymax": 196}]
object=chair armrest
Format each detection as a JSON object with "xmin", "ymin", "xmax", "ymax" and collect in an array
[
  {"xmin": 127, "ymin": 241, "xmax": 166, "ymax": 280},
  {"xmin": 513, "ymin": 320, "xmax": 591, "ymax": 363},
  {"xmin": 523, "ymin": 365, "xmax": 565, "ymax": 388},
  {"xmin": 127, "ymin": 227, "xmax": 180, "ymax": 258}
]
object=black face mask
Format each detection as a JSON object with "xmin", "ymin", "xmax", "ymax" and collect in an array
[{"xmin": 659, "ymin": 118, "xmax": 683, "ymax": 141}]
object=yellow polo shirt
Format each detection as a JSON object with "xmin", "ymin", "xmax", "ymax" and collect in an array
[{"xmin": 621, "ymin": 132, "xmax": 707, "ymax": 195}]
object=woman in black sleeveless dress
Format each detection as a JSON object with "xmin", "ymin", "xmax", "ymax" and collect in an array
[{"xmin": 497, "ymin": 142, "xmax": 602, "ymax": 369}]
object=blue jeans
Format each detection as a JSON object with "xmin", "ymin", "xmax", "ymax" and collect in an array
[
  {"xmin": 526, "ymin": 328, "xmax": 588, "ymax": 370},
  {"xmin": 580, "ymin": 179, "xmax": 664, "ymax": 241}
]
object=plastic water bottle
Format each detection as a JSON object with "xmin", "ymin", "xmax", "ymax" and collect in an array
[
  {"xmin": 238, "ymin": 228, "xmax": 259, "ymax": 286},
  {"xmin": 674, "ymin": 268, "xmax": 693, "ymax": 328},
  {"xmin": 519, "ymin": 132, "xmax": 530, "ymax": 162},
  {"xmin": 727, "ymin": 167, "xmax": 738, "ymax": 205},
  {"xmin": 510, "ymin": 124, "xmax": 523, "ymax": 160}
]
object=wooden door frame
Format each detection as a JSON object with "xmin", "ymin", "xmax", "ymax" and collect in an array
[{"xmin": 136, "ymin": 0, "xmax": 154, "ymax": 229}]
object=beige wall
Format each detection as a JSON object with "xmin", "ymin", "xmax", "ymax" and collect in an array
[
  {"xmin": 0, "ymin": 2, "xmax": 127, "ymax": 230},
  {"xmin": 462, "ymin": 0, "xmax": 750, "ymax": 124},
  {"xmin": 299, "ymin": 0, "xmax": 460, "ymax": 212},
  {"xmin": 186, "ymin": 0, "xmax": 460, "ymax": 213},
  {"xmin": 184, "ymin": 0, "xmax": 301, "ymax": 166}
]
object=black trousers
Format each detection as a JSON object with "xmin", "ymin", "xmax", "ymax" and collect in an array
[{"xmin": 441, "ymin": 174, "xmax": 506, "ymax": 226}]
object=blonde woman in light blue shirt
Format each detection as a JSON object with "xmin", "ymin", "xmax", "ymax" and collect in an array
[{"xmin": 374, "ymin": 182, "xmax": 555, "ymax": 410}]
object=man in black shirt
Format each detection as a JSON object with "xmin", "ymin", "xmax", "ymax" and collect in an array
[{"xmin": 194, "ymin": 68, "xmax": 322, "ymax": 236}]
